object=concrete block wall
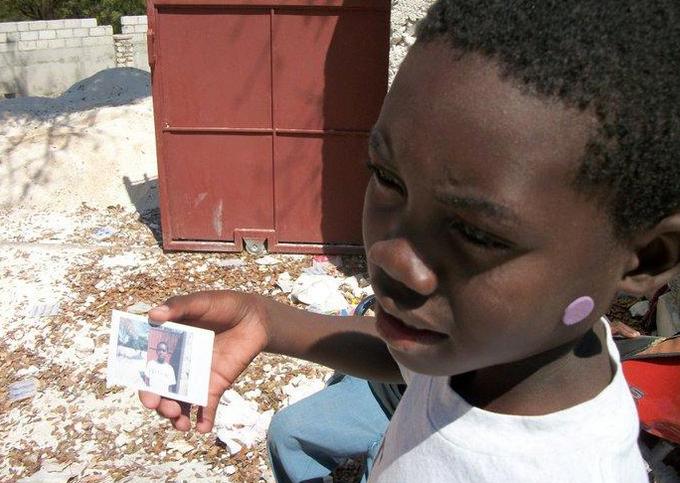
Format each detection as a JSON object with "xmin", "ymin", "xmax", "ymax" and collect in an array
[
  {"xmin": 0, "ymin": 18, "xmax": 114, "ymax": 96},
  {"xmin": 120, "ymin": 15, "xmax": 149, "ymax": 71},
  {"xmin": 390, "ymin": 0, "xmax": 434, "ymax": 84}
]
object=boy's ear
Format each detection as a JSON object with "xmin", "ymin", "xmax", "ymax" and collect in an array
[{"xmin": 617, "ymin": 213, "xmax": 680, "ymax": 297}]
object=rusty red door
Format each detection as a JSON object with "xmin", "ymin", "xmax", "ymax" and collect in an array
[{"xmin": 148, "ymin": 0, "xmax": 390, "ymax": 253}]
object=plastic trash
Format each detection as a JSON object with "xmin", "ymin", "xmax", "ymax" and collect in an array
[
  {"xmin": 93, "ymin": 226, "xmax": 115, "ymax": 240},
  {"xmin": 26, "ymin": 303, "xmax": 59, "ymax": 318},
  {"xmin": 9, "ymin": 378, "xmax": 38, "ymax": 402},
  {"xmin": 290, "ymin": 273, "xmax": 349, "ymax": 314},
  {"xmin": 276, "ymin": 272, "xmax": 293, "ymax": 294}
]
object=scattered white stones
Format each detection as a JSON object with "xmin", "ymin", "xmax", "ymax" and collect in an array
[
  {"xmin": 100, "ymin": 253, "xmax": 144, "ymax": 268},
  {"xmin": 167, "ymin": 439, "xmax": 194, "ymax": 455},
  {"xmin": 17, "ymin": 460, "xmax": 87, "ymax": 483},
  {"xmin": 127, "ymin": 301, "xmax": 153, "ymax": 314},
  {"xmin": 74, "ymin": 335, "xmax": 96, "ymax": 353},
  {"xmin": 114, "ymin": 433, "xmax": 128, "ymax": 447},
  {"xmin": 254, "ymin": 255, "xmax": 281, "ymax": 266},
  {"xmin": 213, "ymin": 258, "xmax": 246, "ymax": 268}
]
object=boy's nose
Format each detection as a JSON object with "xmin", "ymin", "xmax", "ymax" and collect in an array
[{"xmin": 367, "ymin": 238, "xmax": 438, "ymax": 297}]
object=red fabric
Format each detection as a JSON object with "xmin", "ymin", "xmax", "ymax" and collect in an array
[{"xmin": 623, "ymin": 358, "xmax": 680, "ymax": 444}]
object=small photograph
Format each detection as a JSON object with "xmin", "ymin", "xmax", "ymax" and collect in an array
[{"xmin": 107, "ymin": 310, "xmax": 214, "ymax": 406}]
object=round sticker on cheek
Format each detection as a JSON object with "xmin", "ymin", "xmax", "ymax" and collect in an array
[{"xmin": 562, "ymin": 296, "xmax": 595, "ymax": 326}]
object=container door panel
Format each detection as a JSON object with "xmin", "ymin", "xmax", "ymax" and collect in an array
[
  {"xmin": 164, "ymin": 134, "xmax": 274, "ymax": 241},
  {"xmin": 273, "ymin": 9, "xmax": 387, "ymax": 130},
  {"xmin": 158, "ymin": 8, "xmax": 272, "ymax": 128},
  {"xmin": 271, "ymin": 8, "xmax": 387, "ymax": 244},
  {"xmin": 274, "ymin": 135, "xmax": 368, "ymax": 244}
]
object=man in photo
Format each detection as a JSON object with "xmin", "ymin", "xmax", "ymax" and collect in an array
[{"xmin": 142, "ymin": 342, "xmax": 176, "ymax": 393}]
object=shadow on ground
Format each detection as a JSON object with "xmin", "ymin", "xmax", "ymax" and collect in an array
[{"xmin": 0, "ymin": 68, "xmax": 150, "ymax": 120}]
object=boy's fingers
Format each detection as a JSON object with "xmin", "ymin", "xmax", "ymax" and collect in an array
[
  {"xmin": 610, "ymin": 320, "xmax": 640, "ymax": 338},
  {"xmin": 156, "ymin": 398, "xmax": 182, "ymax": 419},
  {"xmin": 149, "ymin": 293, "xmax": 217, "ymax": 323},
  {"xmin": 139, "ymin": 391, "xmax": 161, "ymax": 409},
  {"xmin": 195, "ymin": 393, "xmax": 220, "ymax": 433},
  {"xmin": 171, "ymin": 402, "xmax": 192, "ymax": 431}
]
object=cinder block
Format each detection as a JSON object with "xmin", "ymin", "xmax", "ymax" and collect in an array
[
  {"xmin": 134, "ymin": 24, "xmax": 148, "ymax": 33},
  {"xmin": 0, "ymin": 33, "xmax": 6, "ymax": 43},
  {"xmin": 38, "ymin": 30, "xmax": 57, "ymax": 40},
  {"xmin": 18, "ymin": 40, "xmax": 37, "ymax": 50},
  {"xmin": 28, "ymin": 21, "xmax": 47, "ymax": 30},
  {"xmin": 48, "ymin": 38, "xmax": 66, "ymax": 48},
  {"xmin": 56, "ymin": 29, "xmax": 73, "ymax": 38},
  {"xmin": 17, "ymin": 22, "xmax": 30, "ymax": 32},
  {"xmin": 46, "ymin": 20, "xmax": 65, "ymax": 29},
  {"xmin": 89, "ymin": 26, "xmax": 111, "ymax": 37},
  {"xmin": 82, "ymin": 36, "xmax": 111, "ymax": 46},
  {"xmin": 35, "ymin": 39, "xmax": 49, "ymax": 49},
  {"xmin": 81, "ymin": 18, "xmax": 97, "ymax": 28},
  {"xmin": 20, "ymin": 31, "xmax": 39, "ymax": 41},
  {"xmin": 64, "ymin": 19, "xmax": 81, "ymax": 28},
  {"xmin": 6, "ymin": 32, "xmax": 19, "ymax": 42},
  {"xmin": 0, "ymin": 22, "xmax": 18, "ymax": 33},
  {"xmin": 139, "ymin": 16, "xmax": 148, "ymax": 24},
  {"xmin": 65, "ymin": 37, "xmax": 81, "ymax": 48},
  {"xmin": 73, "ymin": 28, "xmax": 89, "ymax": 37},
  {"xmin": 121, "ymin": 16, "xmax": 135, "ymax": 26},
  {"xmin": 122, "ymin": 25, "xmax": 135, "ymax": 34},
  {"xmin": 0, "ymin": 43, "xmax": 9, "ymax": 52}
]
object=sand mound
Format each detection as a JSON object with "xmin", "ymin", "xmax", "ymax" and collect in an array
[{"xmin": 0, "ymin": 68, "xmax": 157, "ymax": 214}]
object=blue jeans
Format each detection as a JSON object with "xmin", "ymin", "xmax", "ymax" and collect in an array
[{"xmin": 267, "ymin": 374, "xmax": 390, "ymax": 483}]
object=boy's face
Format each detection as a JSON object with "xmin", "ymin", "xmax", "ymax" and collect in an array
[
  {"xmin": 157, "ymin": 344, "xmax": 168, "ymax": 363},
  {"xmin": 363, "ymin": 40, "xmax": 631, "ymax": 376}
]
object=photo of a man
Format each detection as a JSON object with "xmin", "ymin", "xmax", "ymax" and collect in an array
[{"xmin": 142, "ymin": 341, "xmax": 176, "ymax": 393}]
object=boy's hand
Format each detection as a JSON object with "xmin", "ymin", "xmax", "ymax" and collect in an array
[
  {"xmin": 609, "ymin": 320, "xmax": 641, "ymax": 338},
  {"xmin": 138, "ymin": 291, "xmax": 269, "ymax": 433}
]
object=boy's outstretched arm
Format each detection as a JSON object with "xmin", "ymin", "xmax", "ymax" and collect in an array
[{"xmin": 139, "ymin": 290, "xmax": 400, "ymax": 432}]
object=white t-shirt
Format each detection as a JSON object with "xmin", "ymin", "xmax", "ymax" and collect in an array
[
  {"xmin": 145, "ymin": 359, "xmax": 176, "ymax": 393},
  {"xmin": 369, "ymin": 319, "xmax": 647, "ymax": 482}
]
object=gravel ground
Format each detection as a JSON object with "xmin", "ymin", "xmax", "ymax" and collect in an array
[{"xmin": 0, "ymin": 205, "xmax": 367, "ymax": 482}]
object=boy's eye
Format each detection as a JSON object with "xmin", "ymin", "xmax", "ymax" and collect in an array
[
  {"xmin": 448, "ymin": 218, "xmax": 510, "ymax": 250},
  {"xmin": 366, "ymin": 160, "xmax": 405, "ymax": 195}
]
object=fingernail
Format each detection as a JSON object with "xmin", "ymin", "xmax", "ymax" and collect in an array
[
  {"xmin": 633, "ymin": 331, "xmax": 640, "ymax": 337},
  {"xmin": 151, "ymin": 305, "xmax": 170, "ymax": 313}
]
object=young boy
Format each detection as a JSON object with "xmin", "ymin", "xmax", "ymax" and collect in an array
[{"xmin": 140, "ymin": 0, "xmax": 680, "ymax": 480}]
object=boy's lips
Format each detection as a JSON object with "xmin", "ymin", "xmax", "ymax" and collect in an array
[{"xmin": 375, "ymin": 306, "xmax": 448, "ymax": 350}]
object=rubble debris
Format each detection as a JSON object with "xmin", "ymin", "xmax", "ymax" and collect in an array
[{"xmin": 629, "ymin": 300, "xmax": 650, "ymax": 318}]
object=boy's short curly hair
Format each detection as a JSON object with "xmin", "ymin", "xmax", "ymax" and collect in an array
[{"xmin": 417, "ymin": 0, "xmax": 680, "ymax": 239}]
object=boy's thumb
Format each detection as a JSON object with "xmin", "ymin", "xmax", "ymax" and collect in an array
[{"xmin": 148, "ymin": 304, "xmax": 171, "ymax": 321}]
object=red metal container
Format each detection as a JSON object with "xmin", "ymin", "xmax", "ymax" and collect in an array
[{"xmin": 147, "ymin": 0, "xmax": 391, "ymax": 253}]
